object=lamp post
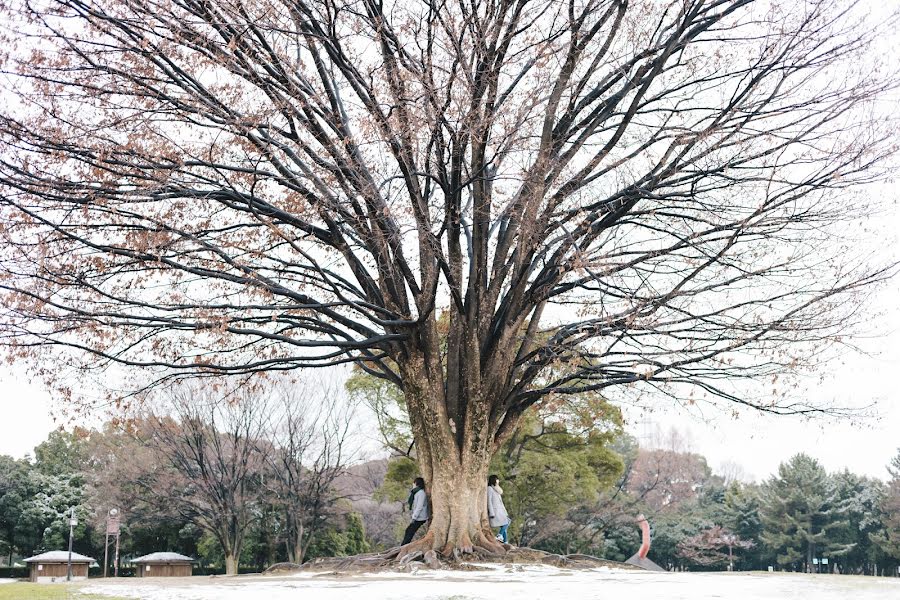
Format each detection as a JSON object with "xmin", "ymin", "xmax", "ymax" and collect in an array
[
  {"xmin": 103, "ymin": 508, "xmax": 121, "ymax": 578},
  {"xmin": 66, "ymin": 507, "xmax": 78, "ymax": 582},
  {"xmin": 722, "ymin": 533, "xmax": 733, "ymax": 572}
]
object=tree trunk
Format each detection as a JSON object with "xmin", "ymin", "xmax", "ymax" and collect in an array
[
  {"xmin": 291, "ymin": 522, "xmax": 304, "ymax": 564},
  {"xmin": 402, "ymin": 388, "xmax": 507, "ymax": 556},
  {"xmin": 398, "ymin": 349, "xmax": 513, "ymax": 558},
  {"xmin": 807, "ymin": 543, "xmax": 813, "ymax": 573},
  {"xmin": 224, "ymin": 553, "xmax": 238, "ymax": 576},
  {"xmin": 405, "ymin": 453, "xmax": 505, "ymax": 557}
]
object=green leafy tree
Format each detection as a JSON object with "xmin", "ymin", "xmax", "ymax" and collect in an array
[
  {"xmin": 491, "ymin": 401, "xmax": 624, "ymax": 547},
  {"xmin": 196, "ymin": 530, "xmax": 252, "ymax": 570},
  {"xmin": 241, "ymin": 503, "xmax": 282, "ymax": 571},
  {"xmin": 647, "ymin": 494, "xmax": 753, "ymax": 572},
  {"xmin": 304, "ymin": 529, "xmax": 348, "ymax": 562},
  {"xmin": 646, "ymin": 511, "xmax": 700, "ymax": 570},
  {"xmin": 643, "ymin": 481, "xmax": 730, "ymax": 571},
  {"xmin": 347, "ymin": 370, "xmax": 412, "ymax": 457},
  {"xmin": 0, "ymin": 456, "xmax": 32, "ymax": 563},
  {"xmin": 2, "ymin": 435, "xmax": 97, "ymax": 559},
  {"xmin": 31, "ymin": 473, "xmax": 90, "ymax": 552},
  {"xmin": 759, "ymin": 454, "xmax": 853, "ymax": 571},
  {"xmin": 558, "ymin": 434, "xmax": 643, "ymax": 560},
  {"xmin": 302, "ymin": 512, "xmax": 370, "ymax": 561},
  {"xmin": 375, "ymin": 457, "xmax": 420, "ymax": 505},
  {"xmin": 33, "ymin": 429, "xmax": 90, "ymax": 476}
]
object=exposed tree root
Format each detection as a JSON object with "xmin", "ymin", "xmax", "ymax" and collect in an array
[
  {"xmin": 473, "ymin": 529, "xmax": 507, "ymax": 555},
  {"xmin": 278, "ymin": 544, "xmax": 644, "ymax": 574},
  {"xmin": 263, "ymin": 562, "xmax": 302, "ymax": 574},
  {"xmin": 397, "ymin": 529, "xmax": 435, "ymax": 562}
]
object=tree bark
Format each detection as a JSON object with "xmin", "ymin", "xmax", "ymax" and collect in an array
[
  {"xmin": 224, "ymin": 553, "xmax": 238, "ymax": 576},
  {"xmin": 290, "ymin": 522, "xmax": 304, "ymax": 564}
]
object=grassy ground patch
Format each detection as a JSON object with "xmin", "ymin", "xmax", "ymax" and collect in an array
[{"xmin": 0, "ymin": 583, "xmax": 129, "ymax": 600}]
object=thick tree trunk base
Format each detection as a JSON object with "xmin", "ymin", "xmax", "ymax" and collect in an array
[
  {"xmin": 224, "ymin": 555, "xmax": 238, "ymax": 576},
  {"xmin": 279, "ymin": 546, "xmax": 644, "ymax": 574},
  {"xmin": 393, "ymin": 525, "xmax": 506, "ymax": 562}
]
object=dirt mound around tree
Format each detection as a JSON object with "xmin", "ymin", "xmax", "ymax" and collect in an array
[{"xmin": 266, "ymin": 547, "xmax": 643, "ymax": 574}]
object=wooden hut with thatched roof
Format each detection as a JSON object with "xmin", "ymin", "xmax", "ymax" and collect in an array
[{"xmin": 24, "ymin": 551, "xmax": 96, "ymax": 583}]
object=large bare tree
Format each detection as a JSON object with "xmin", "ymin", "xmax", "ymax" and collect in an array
[
  {"xmin": 0, "ymin": 0, "xmax": 897, "ymax": 555},
  {"xmin": 143, "ymin": 389, "xmax": 268, "ymax": 575},
  {"xmin": 263, "ymin": 383, "xmax": 355, "ymax": 564}
]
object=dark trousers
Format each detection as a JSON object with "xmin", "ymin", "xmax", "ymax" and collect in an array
[{"xmin": 401, "ymin": 519, "xmax": 427, "ymax": 545}]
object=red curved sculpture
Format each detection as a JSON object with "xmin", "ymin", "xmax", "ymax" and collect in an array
[
  {"xmin": 625, "ymin": 513, "xmax": 665, "ymax": 571},
  {"xmin": 636, "ymin": 514, "xmax": 651, "ymax": 559}
]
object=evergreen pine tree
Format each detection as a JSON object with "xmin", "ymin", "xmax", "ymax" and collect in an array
[
  {"xmin": 344, "ymin": 513, "xmax": 370, "ymax": 556},
  {"xmin": 722, "ymin": 482, "xmax": 765, "ymax": 570},
  {"xmin": 831, "ymin": 470, "xmax": 886, "ymax": 574},
  {"xmin": 872, "ymin": 450, "xmax": 900, "ymax": 561},
  {"xmin": 759, "ymin": 454, "xmax": 854, "ymax": 571}
]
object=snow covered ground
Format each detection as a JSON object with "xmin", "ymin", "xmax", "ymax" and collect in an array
[{"xmin": 82, "ymin": 564, "xmax": 900, "ymax": 600}]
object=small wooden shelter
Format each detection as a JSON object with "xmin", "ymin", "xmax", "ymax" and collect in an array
[
  {"xmin": 131, "ymin": 552, "xmax": 195, "ymax": 577},
  {"xmin": 24, "ymin": 551, "xmax": 96, "ymax": 583}
]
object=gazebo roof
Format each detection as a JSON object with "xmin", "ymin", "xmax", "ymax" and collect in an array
[
  {"xmin": 131, "ymin": 552, "xmax": 195, "ymax": 564},
  {"xmin": 24, "ymin": 551, "xmax": 96, "ymax": 564}
]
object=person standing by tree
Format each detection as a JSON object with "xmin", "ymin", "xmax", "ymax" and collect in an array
[
  {"xmin": 487, "ymin": 475, "xmax": 511, "ymax": 544},
  {"xmin": 401, "ymin": 478, "xmax": 429, "ymax": 546}
]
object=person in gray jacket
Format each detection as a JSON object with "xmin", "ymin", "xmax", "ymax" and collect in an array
[
  {"xmin": 487, "ymin": 474, "xmax": 511, "ymax": 543},
  {"xmin": 401, "ymin": 477, "xmax": 429, "ymax": 545}
]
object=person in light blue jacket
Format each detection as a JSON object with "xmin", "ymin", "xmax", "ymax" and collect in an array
[
  {"xmin": 401, "ymin": 477, "xmax": 429, "ymax": 545},
  {"xmin": 487, "ymin": 474, "xmax": 511, "ymax": 543}
]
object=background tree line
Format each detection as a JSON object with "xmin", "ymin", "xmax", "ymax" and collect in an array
[
  {"xmin": 0, "ymin": 380, "xmax": 375, "ymax": 575},
  {"xmin": 0, "ymin": 376, "xmax": 898, "ymax": 576}
]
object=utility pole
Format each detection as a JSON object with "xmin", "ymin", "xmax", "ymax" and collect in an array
[{"xmin": 66, "ymin": 507, "xmax": 78, "ymax": 582}]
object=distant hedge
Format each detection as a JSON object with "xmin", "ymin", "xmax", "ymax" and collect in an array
[{"xmin": 0, "ymin": 568, "xmax": 27, "ymax": 579}]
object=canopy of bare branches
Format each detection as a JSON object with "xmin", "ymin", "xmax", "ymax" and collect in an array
[
  {"xmin": 0, "ymin": 0, "xmax": 897, "ymax": 554},
  {"xmin": 1, "ymin": 0, "xmax": 895, "ymax": 415}
]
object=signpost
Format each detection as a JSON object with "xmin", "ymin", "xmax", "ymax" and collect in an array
[{"xmin": 812, "ymin": 557, "xmax": 829, "ymax": 573}]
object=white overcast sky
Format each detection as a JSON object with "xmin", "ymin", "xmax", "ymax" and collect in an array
[{"xmin": 1, "ymin": 0, "xmax": 898, "ymax": 483}]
